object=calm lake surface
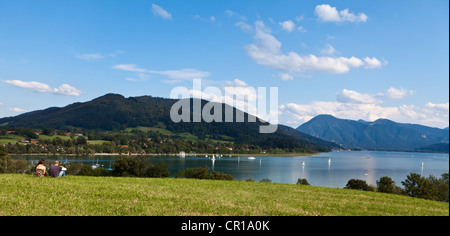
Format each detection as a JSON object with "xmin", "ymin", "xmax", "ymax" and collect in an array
[{"xmin": 14, "ymin": 151, "xmax": 449, "ymax": 188}]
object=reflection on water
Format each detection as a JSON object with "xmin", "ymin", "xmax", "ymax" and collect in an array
[{"xmin": 12, "ymin": 151, "xmax": 449, "ymax": 188}]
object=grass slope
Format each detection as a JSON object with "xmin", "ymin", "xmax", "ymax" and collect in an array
[{"xmin": 0, "ymin": 174, "xmax": 448, "ymax": 216}]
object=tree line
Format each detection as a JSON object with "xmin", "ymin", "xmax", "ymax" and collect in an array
[
  {"xmin": 1, "ymin": 127, "xmax": 320, "ymax": 155},
  {"xmin": 342, "ymin": 174, "xmax": 449, "ymax": 202}
]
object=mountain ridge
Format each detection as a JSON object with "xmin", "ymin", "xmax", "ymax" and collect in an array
[
  {"xmin": 297, "ymin": 114, "xmax": 449, "ymax": 151},
  {"xmin": 0, "ymin": 94, "xmax": 336, "ymax": 153}
]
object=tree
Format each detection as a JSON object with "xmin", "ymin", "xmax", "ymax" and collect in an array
[
  {"xmin": 376, "ymin": 176, "xmax": 396, "ymax": 193},
  {"xmin": 0, "ymin": 145, "xmax": 31, "ymax": 174},
  {"xmin": 0, "ymin": 145, "xmax": 11, "ymax": 173},
  {"xmin": 42, "ymin": 128, "xmax": 54, "ymax": 136},
  {"xmin": 427, "ymin": 174, "xmax": 449, "ymax": 202},
  {"xmin": 184, "ymin": 167, "xmax": 210, "ymax": 179},
  {"xmin": 345, "ymin": 179, "xmax": 374, "ymax": 191},
  {"xmin": 111, "ymin": 155, "xmax": 147, "ymax": 177},
  {"xmin": 77, "ymin": 136, "xmax": 87, "ymax": 145},
  {"xmin": 296, "ymin": 178, "xmax": 310, "ymax": 186},
  {"xmin": 146, "ymin": 161, "xmax": 170, "ymax": 178},
  {"xmin": 401, "ymin": 173, "xmax": 437, "ymax": 200}
]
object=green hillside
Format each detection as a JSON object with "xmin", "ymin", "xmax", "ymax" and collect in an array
[
  {"xmin": 0, "ymin": 174, "xmax": 448, "ymax": 216},
  {"xmin": 0, "ymin": 94, "xmax": 336, "ymax": 153}
]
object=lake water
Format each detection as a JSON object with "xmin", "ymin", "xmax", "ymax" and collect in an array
[{"xmin": 14, "ymin": 151, "xmax": 449, "ymax": 188}]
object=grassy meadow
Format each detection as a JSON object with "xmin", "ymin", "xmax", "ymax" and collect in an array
[{"xmin": 0, "ymin": 174, "xmax": 448, "ymax": 216}]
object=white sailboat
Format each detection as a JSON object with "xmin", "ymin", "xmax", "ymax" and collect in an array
[
  {"xmin": 328, "ymin": 158, "xmax": 331, "ymax": 164},
  {"xmin": 248, "ymin": 156, "xmax": 256, "ymax": 160},
  {"xmin": 91, "ymin": 159, "xmax": 101, "ymax": 170},
  {"xmin": 212, "ymin": 154, "xmax": 216, "ymax": 161},
  {"xmin": 302, "ymin": 161, "xmax": 305, "ymax": 167}
]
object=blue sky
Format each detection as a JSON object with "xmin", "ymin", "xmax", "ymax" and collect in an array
[{"xmin": 0, "ymin": 0, "xmax": 448, "ymax": 128}]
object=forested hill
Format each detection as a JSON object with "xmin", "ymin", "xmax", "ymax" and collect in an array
[
  {"xmin": 0, "ymin": 94, "xmax": 336, "ymax": 152},
  {"xmin": 297, "ymin": 114, "xmax": 449, "ymax": 151}
]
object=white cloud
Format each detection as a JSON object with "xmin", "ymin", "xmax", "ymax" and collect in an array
[
  {"xmin": 53, "ymin": 84, "xmax": 82, "ymax": 96},
  {"xmin": 297, "ymin": 26, "xmax": 307, "ymax": 33},
  {"xmin": 3, "ymin": 80, "xmax": 82, "ymax": 96},
  {"xmin": 384, "ymin": 87, "xmax": 415, "ymax": 99},
  {"xmin": 336, "ymin": 89, "xmax": 382, "ymax": 104},
  {"xmin": 426, "ymin": 102, "xmax": 449, "ymax": 113},
  {"xmin": 279, "ymin": 20, "xmax": 296, "ymax": 32},
  {"xmin": 125, "ymin": 73, "xmax": 150, "ymax": 82},
  {"xmin": 113, "ymin": 64, "xmax": 210, "ymax": 82},
  {"xmin": 364, "ymin": 57, "xmax": 387, "ymax": 69},
  {"xmin": 193, "ymin": 14, "xmax": 217, "ymax": 23},
  {"xmin": 425, "ymin": 102, "xmax": 449, "ymax": 121},
  {"xmin": 315, "ymin": 4, "xmax": 368, "ymax": 23},
  {"xmin": 235, "ymin": 21, "xmax": 253, "ymax": 32},
  {"xmin": 225, "ymin": 10, "xmax": 237, "ymax": 17},
  {"xmin": 226, "ymin": 78, "xmax": 248, "ymax": 87},
  {"xmin": 75, "ymin": 53, "xmax": 104, "ymax": 61},
  {"xmin": 245, "ymin": 21, "xmax": 383, "ymax": 76},
  {"xmin": 151, "ymin": 4, "xmax": 172, "ymax": 20},
  {"xmin": 0, "ymin": 102, "xmax": 3, "ymax": 106},
  {"xmin": 281, "ymin": 88, "xmax": 449, "ymax": 128},
  {"xmin": 9, "ymin": 107, "xmax": 27, "ymax": 113},
  {"xmin": 153, "ymin": 69, "xmax": 210, "ymax": 80},
  {"xmin": 3, "ymin": 80, "xmax": 52, "ymax": 93},
  {"xmin": 75, "ymin": 51, "xmax": 123, "ymax": 61},
  {"xmin": 279, "ymin": 73, "xmax": 294, "ymax": 81},
  {"xmin": 112, "ymin": 64, "xmax": 148, "ymax": 73},
  {"xmin": 321, "ymin": 44, "xmax": 337, "ymax": 56},
  {"xmin": 225, "ymin": 9, "xmax": 247, "ymax": 21}
]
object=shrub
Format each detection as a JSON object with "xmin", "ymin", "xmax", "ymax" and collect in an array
[
  {"xmin": 209, "ymin": 171, "xmax": 234, "ymax": 181},
  {"xmin": 92, "ymin": 167, "xmax": 110, "ymax": 177},
  {"xmin": 111, "ymin": 155, "xmax": 147, "ymax": 177},
  {"xmin": 345, "ymin": 179, "xmax": 374, "ymax": 191},
  {"xmin": 0, "ymin": 146, "xmax": 31, "ymax": 174},
  {"xmin": 65, "ymin": 162, "xmax": 82, "ymax": 176},
  {"xmin": 175, "ymin": 166, "xmax": 234, "ymax": 181},
  {"xmin": 146, "ymin": 161, "xmax": 170, "ymax": 178},
  {"xmin": 78, "ymin": 165, "xmax": 94, "ymax": 176},
  {"xmin": 296, "ymin": 178, "xmax": 310, "ymax": 186},
  {"xmin": 184, "ymin": 167, "xmax": 210, "ymax": 179}
]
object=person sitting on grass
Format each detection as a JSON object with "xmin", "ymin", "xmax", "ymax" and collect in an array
[
  {"xmin": 34, "ymin": 159, "xmax": 47, "ymax": 177},
  {"xmin": 50, "ymin": 161, "xmax": 66, "ymax": 178}
]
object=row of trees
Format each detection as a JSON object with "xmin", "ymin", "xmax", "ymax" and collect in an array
[
  {"xmin": 2, "ymin": 127, "xmax": 311, "ymax": 155},
  {"xmin": 344, "ymin": 174, "xmax": 449, "ymax": 202}
]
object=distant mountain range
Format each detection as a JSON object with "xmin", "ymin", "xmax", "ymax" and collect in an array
[
  {"xmin": 297, "ymin": 115, "xmax": 449, "ymax": 152},
  {"xmin": 0, "ymin": 94, "xmax": 337, "ymax": 152}
]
